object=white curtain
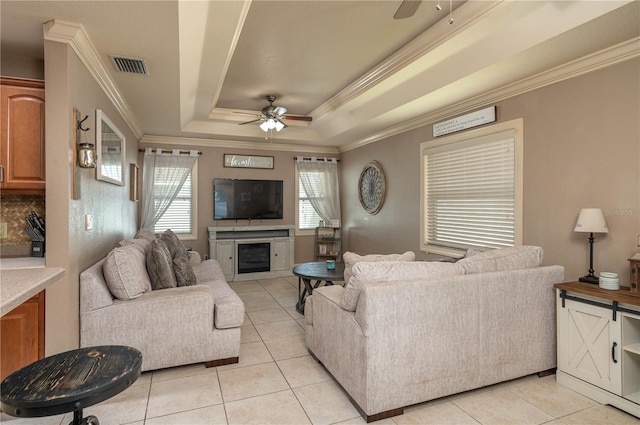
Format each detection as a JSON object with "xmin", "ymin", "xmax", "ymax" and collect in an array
[
  {"xmin": 296, "ymin": 157, "xmax": 341, "ymax": 224},
  {"xmin": 140, "ymin": 148, "xmax": 198, "ymax": 229}
]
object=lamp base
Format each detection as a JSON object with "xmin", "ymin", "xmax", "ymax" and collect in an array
[{"xmin": 579, "ymin": 275, "xmax": 599, "ymax": 285}]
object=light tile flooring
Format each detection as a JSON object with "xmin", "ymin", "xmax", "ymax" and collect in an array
[{"xmin": 2, "ymin": 276, "xmax": 639, "ymax": 425}]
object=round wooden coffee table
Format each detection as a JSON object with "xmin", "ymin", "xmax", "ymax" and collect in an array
[
  {"xmin": 294, "ymin": 261, "xmax": 345, "ymax": 314},
  {"xmin": 1, "ymin": 345, "xmax": 142, "ymax": 425}
]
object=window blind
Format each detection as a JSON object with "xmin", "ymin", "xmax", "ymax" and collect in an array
[
  {"xmin": 423, "ymin": 130, "xmax": 515, "ymax": 251},
  {"xmin": 298, "ymin": 174, "xmax": 323, "ymax": 230},
  {"xmin": 154, "ymin": 170, "xmax": 193, "ymax": 234}
]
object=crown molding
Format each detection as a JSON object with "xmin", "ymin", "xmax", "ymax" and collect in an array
[
  {"xmin": 140, "ymin": 135, "xmax": 340, "ymax": 154},
  {"xmin": 44, "ymin": 20, "xmax": 144, "ymax": 140},
  {"xmin": 340, "ymin": 36, "xmax": 640, "ymax": 153}
]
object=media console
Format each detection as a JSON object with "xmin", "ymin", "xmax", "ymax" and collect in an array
[{"xmin": 208, "ymin": 225, "xmax": 295, "ymax": 281}]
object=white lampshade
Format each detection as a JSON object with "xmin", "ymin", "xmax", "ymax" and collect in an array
[
  {"xmin": 574, "ymin": 208, "xmax": 608, "ymax": 233},
  {"xmin": 274, "ymin": 120, "xmax": 285, "ymax": 132}
]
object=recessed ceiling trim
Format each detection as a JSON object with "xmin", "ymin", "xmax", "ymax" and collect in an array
[
  {"xmin": 44, "ymin": 20, "xmax": 143, "ymax": 139},
  {"xmin": 140, "ymin": 135, "xmax": 340, "ymax": 154},
  {"xmin": 339, "ymin": 36, "xmax": 640, "ymax": 153},
  {"xmin": 310, "ymin": 0, "xmax": 501, "ymax": 121}
]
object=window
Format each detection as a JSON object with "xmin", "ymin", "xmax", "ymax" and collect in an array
[
  {"xmin": 297, "ymin": 171, "xmax": 323, "ymax": 231},
  {"xmin": 153, "ymin": 163, "xmax": 198, "ymax": 239},
  {"xmin": 420, "ymin": 119, "xmax": 523, "ymax": 257}
]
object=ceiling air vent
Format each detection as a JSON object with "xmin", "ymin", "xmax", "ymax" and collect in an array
[{"xmin": 110, "ymin": 55, "xmax": 149, "ymax": 75}]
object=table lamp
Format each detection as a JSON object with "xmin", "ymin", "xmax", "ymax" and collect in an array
[{"xmin": 574, "ymin": 208, "xmax": 608, "ymax": 284}]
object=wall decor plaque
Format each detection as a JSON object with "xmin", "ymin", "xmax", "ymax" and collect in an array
[{"xmin": 224, "ymin": 154, "xmax": 274, "ymax": 169}]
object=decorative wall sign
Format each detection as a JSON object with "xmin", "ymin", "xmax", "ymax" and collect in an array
[
  {"xmin": 224, "ymin": 154, "xmax": 274, "ymax": 169},
  {"xmin": 433, "ymin": 106, "xmax": 496, "ymax": 137}
]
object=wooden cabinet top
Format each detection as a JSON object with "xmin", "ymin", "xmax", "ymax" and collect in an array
[{"xmin": 555, "ymin": 281, "xmax": 640, "ymax": 307}]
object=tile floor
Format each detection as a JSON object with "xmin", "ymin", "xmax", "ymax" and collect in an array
[{"xmin": 2, "ymin": 276, "xmax": 639, "ymax": 425}]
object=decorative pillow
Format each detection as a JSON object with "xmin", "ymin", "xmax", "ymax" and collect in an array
[
  {"xmin": 146, "ymin": 239, "xmax": 177, "ymax": 290},
  {"xmin": 135, "ymin": 228, "xmax": 157, "ymax": 242},
  {"xmin": 160, "ymin": 229, "xmax": 186, "ymax": 258},
  {"xmin": 341, "ymin": 260, "xmax": 464, "ymax": 311},
  {"xmin": 173, "ymin": 250, "xmax": 197, "ymax": 287},
  {"xmin": 457, "ymin": 246, "xmax": 544, "ymax": 274},
  {"xmin": 118, "ymin": 237, "xmax": 152, "ymax": 255},
  {"xmin": 103, "ymin": 245, "xmax": 152, "ymax": 300},
  {"xmin": 343, "ymin": 251, "xmax": 415, "ymax": 285}
]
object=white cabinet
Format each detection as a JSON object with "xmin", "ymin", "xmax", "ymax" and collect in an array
[
  {"xmin": 214, "ymin": 241, "xmax": 235, "ymax": 279},
  {"xmin": 555, "ymin": 282, "xmax": 640, "ymax": 418},
  {"xmin": 208, "ymin": 225, "xmax": 294, "ymax": 281},
  {"xmin": 557, "ymin": 294, "xmax": 621, "ymax": 394},
  {"xmin": 271, "ymin": 239, "xmax": 289, "ymax": 271}
]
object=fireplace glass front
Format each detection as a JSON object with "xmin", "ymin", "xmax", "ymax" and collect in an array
[{"xmin": 237, "ymin": 242, "xmax": 270, "ymax": 274}]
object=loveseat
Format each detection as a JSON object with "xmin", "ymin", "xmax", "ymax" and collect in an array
[
  {"xmin": 305, "ymin": 246, "xmax": 564, "ymax": 422},
  {"xmin": 80, "ymin": 230, "xmax": 244, "ymax": 372}
]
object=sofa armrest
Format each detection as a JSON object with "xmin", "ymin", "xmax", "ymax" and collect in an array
[{"xmin": 189, "ymin": 250, "xmax": 202, "ymax": 265}]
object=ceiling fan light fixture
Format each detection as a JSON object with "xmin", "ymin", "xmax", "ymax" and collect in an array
[
  {"xmin": 274, "ymin": 120, "xmax": 285, "ymax": 132},
  {"xmin": 259, "ymin": 120, "xmax": 270, "ymax": 132}
]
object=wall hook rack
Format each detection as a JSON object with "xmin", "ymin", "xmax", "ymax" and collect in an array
[{"xmin": 77, "ymin": 115, "xmax": 90, "ymax": 132}]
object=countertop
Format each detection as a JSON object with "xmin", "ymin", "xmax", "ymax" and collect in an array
[{"xmin": 1, "ymin": 266, "xmax": 65, "ymax": 316}]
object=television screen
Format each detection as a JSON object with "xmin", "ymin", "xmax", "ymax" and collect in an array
[{"xmin": 214, "ymin": 179, "xmax": 283, "ymax": 220}]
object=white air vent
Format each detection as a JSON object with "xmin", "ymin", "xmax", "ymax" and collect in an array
[{"xmin": 110, "ymin": 56, "xmax": 149, "ymax": 75}]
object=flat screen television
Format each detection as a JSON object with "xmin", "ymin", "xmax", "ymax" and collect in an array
[{"xmin": 214, "ymin": 179, "xmax": 283, "ymax": 220}]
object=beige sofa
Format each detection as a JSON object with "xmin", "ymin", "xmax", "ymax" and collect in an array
[
  {"xmin": 80, "ymin": 231, "xmax": 244, "ymax": 372},
  {"xmin": 305, "ymin": 246, "xmax": 564, "ymax": 422}
]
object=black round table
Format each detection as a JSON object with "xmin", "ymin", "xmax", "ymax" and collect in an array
[
  {"xmin": 1, "ymin": 345, "xmax": 142, "ymax": 425},
  {"xmin": 294, "ymin": 261, "xmax": 345, "ymax": 314}
]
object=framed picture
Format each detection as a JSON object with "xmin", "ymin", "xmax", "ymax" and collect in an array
[
  {"xmin": 224, "ymin": 154, "xmax": 274, "ymax": 169},
  {"xmin": 96, "ymin": 109, "xmax": 126, "ymax": 185}
]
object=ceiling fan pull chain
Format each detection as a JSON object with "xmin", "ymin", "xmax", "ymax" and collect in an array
[{"xmin": 449, "ymin": 0, "xmax": 454, "ymax": 24}]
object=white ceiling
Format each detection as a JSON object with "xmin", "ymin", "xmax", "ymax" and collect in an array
[{"xmin": 2, "ymin": 1, "xmax": 639, "ymax": 151}]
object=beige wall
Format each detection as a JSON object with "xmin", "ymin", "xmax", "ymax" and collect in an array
[
  {"xmin": 342, "ymin": 58, "xmax": 640, "ymax": 286},
  {"xmin": 44, "ymin": 40, "xmax": 138, "ymax": 355},
  {"xmin": 138, "ymin": 143, "xmax": 335, "ymax": 263}
]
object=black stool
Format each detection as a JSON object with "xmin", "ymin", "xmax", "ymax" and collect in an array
[{"xmin": 1, "ymin": 345, "xmax": 142, "ymax": 425}]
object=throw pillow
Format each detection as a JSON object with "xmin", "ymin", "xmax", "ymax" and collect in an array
[
  {"xmin": 173, "ymin": 250, "xmax": 197, "ymax": 287},
  {"xmin": 103, "ymin": 245, "xmax": 152, "ymax": 300},
  {"xmin": 456, "ymin": 245, "xmax": 544, "ymax": 274},
  {"xmin": 146, "ymin": 238, "xmax": 177, "ymax": 290},
  {"xmin": 160, "ymin": 229, "xmax": 186, "ymax": 258},
  {"xmin": 343, "ymin": 251, "xmax": 415, "ymax": 285},
  {"xmin": 134, "ymin": 228, "xmax": 157, "ymax": 241},
  {"xmin": 341, "ymin": 260, "xmax": 465, "ymax": 311},
  {"xmin": 118, "ymin": 237, "xmax": 152, "ymax": 255}
]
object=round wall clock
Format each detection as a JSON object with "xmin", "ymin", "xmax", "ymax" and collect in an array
[{"xmin": 358, "ymin": 161, "xmax": 386, "ymax": 214}]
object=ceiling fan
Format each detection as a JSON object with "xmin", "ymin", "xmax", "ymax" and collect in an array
[{"xmin": 236, "ymin": 95, "xmax": 312, "ymax": 132}]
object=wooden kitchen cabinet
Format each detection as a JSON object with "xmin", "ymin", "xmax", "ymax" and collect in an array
[
  {"xmin": 0, "ymin": 291, "xmax": 45, "ymax": 381},
  {"xmin": 0, "ymin": 77, "xmax": 46, "ymax": 193}
]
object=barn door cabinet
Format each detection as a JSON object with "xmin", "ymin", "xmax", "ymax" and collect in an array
[
  {"xmin": 0, "ymin": 77, "xmax": 46, "ymax": 194},
  {"xmin": 555, "ymin": 282, "xmax": 640, "ymax": 417}
]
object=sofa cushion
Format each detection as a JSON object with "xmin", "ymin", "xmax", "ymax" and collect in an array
[
  {"xmin": 343, "ymin": 251, "xmax": 415, "ymax": 285},
  {"xmin": 173, "ymin": 250, "xmax": 197, "ymax": 287},
  {"xmin": 457, "ymin": 246, "xmax": 543, "ymax": 274},
  {"xmin": 341, "ymin": 260, "xmax": 464, "ymax": 311},
  {"xmin": 103, "ymin": 245, "xmax": 152, "ymax": 300},
  {"xmin": 146, "ymin": 239, "xmax": 177, "ymax": 290}
]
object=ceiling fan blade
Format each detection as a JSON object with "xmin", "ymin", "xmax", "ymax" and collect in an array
[
  {"xmin": 273, "ymin": 106, "xmax": 287, "ymax": 116},
  {"xmin": 233, "ymin": 111, "xmax": 262, "ymax": 117},
  {"xmin": 238, "ymin": 118, "xmax": 262, "ymax": 125},
  {"xmin": 284, "ymin": 115, "xmax": 313, "ymax": 122},
  {"xmin": 394, "ymin": 0, "xmax": 421, "ymax": 19}
]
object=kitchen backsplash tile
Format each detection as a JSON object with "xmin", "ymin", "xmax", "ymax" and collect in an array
[{"xmin": 0, "ymin": 195, "xmax": 45, "ymax": 246}]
